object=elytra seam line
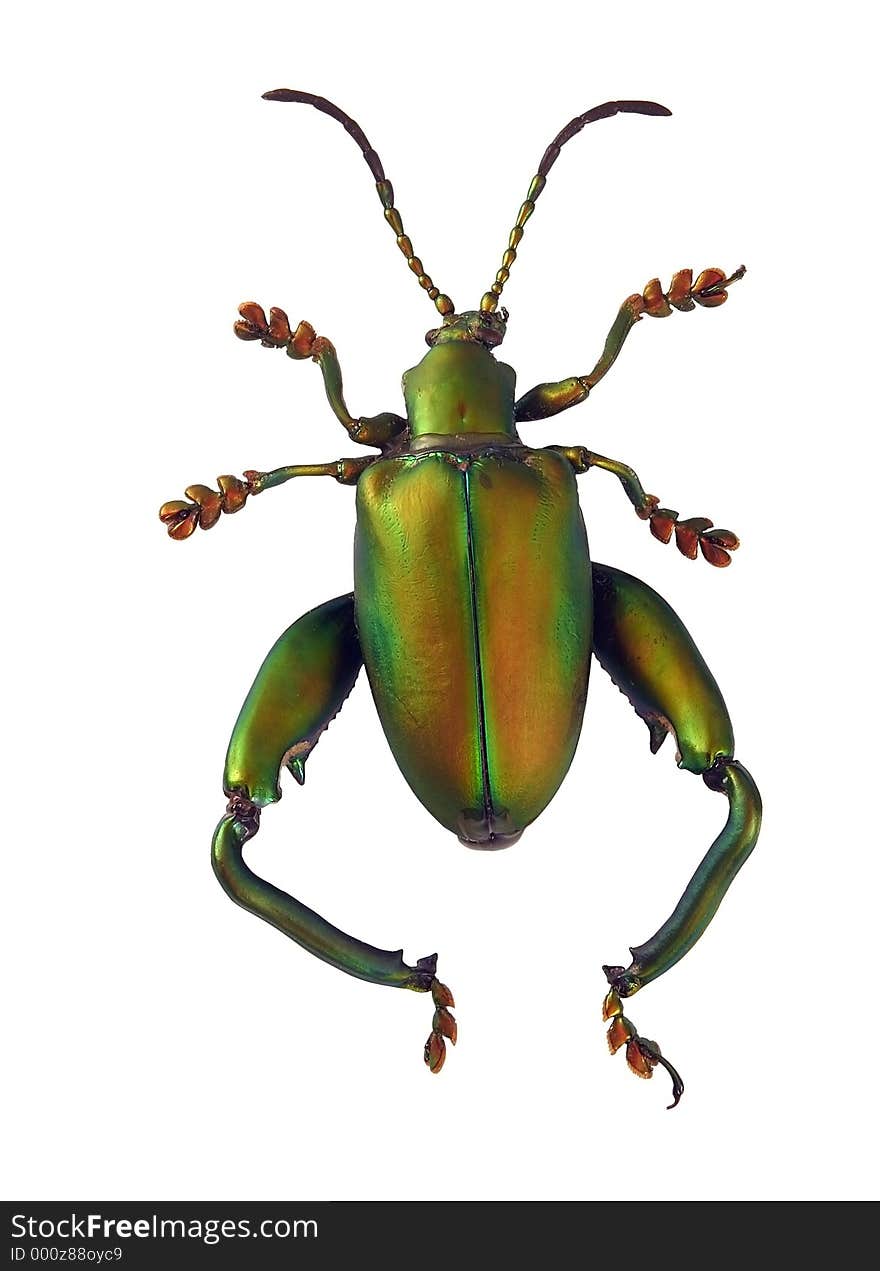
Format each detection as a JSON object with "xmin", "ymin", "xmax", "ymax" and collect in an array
[{"xmin": 462, "ymin": 468, "xmax": 494, "ymax": 827}]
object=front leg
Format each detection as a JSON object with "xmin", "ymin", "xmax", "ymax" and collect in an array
[
  {"xmin": 515, "ymin": 266, "xmax": 745, "ymax": 423},
  {"xmin": 552, "ymin": 445, "xmax": 740, "ymax": 567},
  {"xmin": 234, "ymin": 301, "xmax": 408, "ymax": 448}
]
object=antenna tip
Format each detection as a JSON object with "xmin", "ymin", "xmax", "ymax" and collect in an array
[{"xmin": 622, "ymin": 101, "xmax": 672, "ymax": 117}]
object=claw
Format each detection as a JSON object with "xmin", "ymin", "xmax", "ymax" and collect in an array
[
  {"xmin": 656, "ymin": 1056, "xmax": 685, "ymax": 1110},
  {"xmin": 635, "ymin": 1036, "xmax": 685, "ymax": 1109},
  {"xmin": 601, "ymin": 971, "xmax": 684, "ymax": 1108},
  {"xmin": 703, "ymin": 528, "xmax": 739, "ymax": 551},
  {"xmin": 693, "ymin": 264, "xmax": 746, "ymax": 308},
  {"xmin": 692, "ymin": 267, "xmax": 728, "ymax": 306}
]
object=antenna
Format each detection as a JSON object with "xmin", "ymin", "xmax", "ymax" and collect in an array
[
  {"xmin": 478, "ymin": 100, "xmax": 672, "ymax": 313},
  {"xmin": 263, "ymin": 89, "xmax": 455, "ymax": 316}
]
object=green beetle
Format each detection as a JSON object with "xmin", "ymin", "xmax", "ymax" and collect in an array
[{"xmin": 160, "ymin": 90, "xmax": 761, "ymax": 1108}]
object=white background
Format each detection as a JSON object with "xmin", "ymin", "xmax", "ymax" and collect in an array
[{"xmin": 4, "ymin": 1, "xmax": 877, "ymax": 1202}]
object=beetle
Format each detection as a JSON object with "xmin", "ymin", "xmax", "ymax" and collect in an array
[{"xmin": 160, "ymin": 89, "xmax": 761, "ymax": 1108}]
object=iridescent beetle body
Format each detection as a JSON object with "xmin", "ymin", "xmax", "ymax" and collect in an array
[
  {"xmin": 160, "ymin": 91, "xmax": 761, "ymax": 1106},
  {"xmin": 356, "ymin": 337, "xmax": 592, "ymax": 844}
]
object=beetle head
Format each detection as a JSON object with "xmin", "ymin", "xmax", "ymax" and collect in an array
[{"xmin": 425, "ymin": 308, "xmax": 508, "ymax": 350}]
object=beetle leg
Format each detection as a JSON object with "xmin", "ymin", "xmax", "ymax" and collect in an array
[
  {"xmin": 591, "ymin": 563, "xmax": 762, "ymax": 1108},
  {"xmin": 550, "ymin": 446, "xmax": 740, "ymax": 566},
  {"xmin": 211, "ymin": 594, "xmax": 455, "ymax": 1068},
  {"xmin": 602, "ymin": 989, "xmax": 685, "ymax": 1109},
  {"xmin": 159, "ymin": 456, "xmax": 375, "ymax": 540},
  {"xmin": 234, "ymin": 301, "xmax": 408, "ymax": 448},
  {"xmin": 514, "ymin": 265, "xmax": 745, "ymax": 422}
]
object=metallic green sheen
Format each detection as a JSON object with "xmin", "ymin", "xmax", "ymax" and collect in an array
[
  {"xmin": 160, "ymin": 90, "xmax": 763, "ymax": 1100},
  {"xmin": 354, "ymin": 454, "xmax": 484, "ymax": 837},
  {"xmin": 629, "ymin": 760, "xmax": 762, "ymax": 984},
  {"xmin": 213, "ymin": 592, "xmax": 433, "ymax": 991},
  {"xmin": 589, "ymin": 563, "xmax": 759, "ymax": 992},
  {"xmin": 467, "ymin": 450, "xmax": 592, "ymax": 830},
  {"xmin": 211, "ymin": 814, "xmax": 424, "ymax": 988},
  {"xmin": 403, "ymin": 341, "xmax": 518, "ymax": 439},
  {"xmin": 224, "ymin": 594, "xmax": 362, "ymax": 806},
  {"xmin": 591, "ymin": 563, "xmax": 734, "ymax": 771},
  {"xmin": 354, "ymin": 443, "xmax": 592, "ymax": 842}
]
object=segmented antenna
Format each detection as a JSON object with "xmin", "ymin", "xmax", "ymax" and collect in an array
[
  {"xmin": 263, "ymin": 89, "xmax": 455, "ymax": 316},
  {"xmin": 479, "ymin": 100, "xmax": 672, "ymax": 314}
]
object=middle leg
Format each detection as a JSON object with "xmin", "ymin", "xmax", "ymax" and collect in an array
[
  {"xmin": 159, "ymin": 455, "xmax": 375, "ymax": 540},
  {"xmin": 551, "ymin": 445, "xmax": 740, "ymax": 567}
]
